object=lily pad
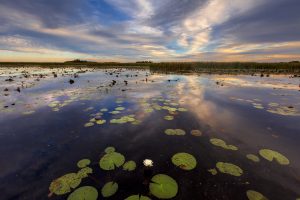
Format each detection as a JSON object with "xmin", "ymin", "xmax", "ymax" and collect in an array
[
  {"xmin": 216, "ymin": 162, "xmax": 243, "ymax": 177},
  {"xmin": 246, "ymin": 190, "xmax": 268, "ymax": 200},
  {"xmin": 208, "ymin": 168, "xmax": 218, "ymax": 175},
  {"xmin": 171, "ymin": 153, "xmax": 197, "ymax": 170},
  {"xmin": 77, "ymin": 167, "xmax": 93, "ymax": 178},
  {"xmin": 96, "ymin": 120, "xmax": 106, "ymax": 125},
  {"xmin": 164, "ymin": 115, "xmax": 174, "ymax": 120},
  {"xmin": 105, "ymin": 146, "xmax": 115, "ymax": 153},
  {"xmin": 164, "ymin": 129, "xmax": 186, "ymax": 136},
  {"xmin": 99, "ymin": 152, "xmax": 125, "ymax": 170},
  {"xmin": 149, "ymin": 174, "xmax": 178, "ymax": 199},
  {"xmin": 259, "ymin": 149, "xmax": 289, "ymax": 165},
  {"xmin": 77, "ymin": 159, "xmax": 91, "ymax": 168},
  {"xmin": 49, "ymin": 173, "xmax": 81, "ymax": 195},
  {"xmin": 123, "ymin": 161, "xmax": 137, "ymax": 171},
  {"xmin": 246, "ymin": 154, "xmax": 260, "ymax": 162},
  {"xmin": 115, "ymin": 107, "xmax": 125, "ymax": 111},
  {"xmin": 67, "ymin": 186, "xmax": 98, "ymax": 200},
  {"xmin": 125, "ymin": 195, "xmax": 151, "ymax": 200},
  {"xmin": 210, "ymin": 138, "xmax": 238, "ymax": 151},
  {"xmin": 84, "ymin": 122, "xmax": 94, "ymax": 127},
  {"xmin": 101, "ymin": 181, "xmax": 118, "ymax": 197},
  {"xmin": 190, "ymin": 130, "xmax": 202, "ymax": 136}
]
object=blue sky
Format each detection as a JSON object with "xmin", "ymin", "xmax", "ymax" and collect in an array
[{"xmin": 0, "ymin": 0, "xmax": 299, "ymax": 62}]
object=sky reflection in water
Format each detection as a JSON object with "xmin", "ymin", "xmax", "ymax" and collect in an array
[{"xmin": 0, "ymin": 67, "xmax": 300, "ymax": 200}]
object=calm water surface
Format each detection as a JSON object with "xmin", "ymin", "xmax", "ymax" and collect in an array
[{"xmin": 0, "ymin": 67, "xmax": 300, "ymax": 200}]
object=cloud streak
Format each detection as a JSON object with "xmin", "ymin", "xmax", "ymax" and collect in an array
[{"xmin": 0, "ymin": 0, "xmax": 299, "ymax": 62}]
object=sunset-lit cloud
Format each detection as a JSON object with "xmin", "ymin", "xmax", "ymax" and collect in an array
[{"xmin": 0, "ymin": 0, "xmax": 299, "ymax": 62}]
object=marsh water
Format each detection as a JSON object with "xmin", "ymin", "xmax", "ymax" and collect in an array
[{"xmin": 0, "ymin": 67, "xmax": 300, "ymax": 200}]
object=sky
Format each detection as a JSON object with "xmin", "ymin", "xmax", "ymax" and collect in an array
[{"xmin": 0, "ymin": 0, "xmax": 299, "ymax": 62}]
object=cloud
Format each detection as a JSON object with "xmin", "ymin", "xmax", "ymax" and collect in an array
[{"xmin": 0, "ymin": 0, "xmax": 299, "ymax": 62}]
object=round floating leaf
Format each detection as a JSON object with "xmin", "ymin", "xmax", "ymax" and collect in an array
[
  {"xmin": 164, "ymin": 115, "xmax": 174, "ymax": 120},
  {"xmin": 105, "ymin": 146, "xmax": 115, "ymax": 154},
  {"xmin": 259, "ymin": 149, "xmax": 289, "ymax": 165},
  {"xmin": 49, "ymin": 173, "xmax": 81, "ymax": 195},
  {"xmin": 77, "ymin": 159, "xmax": 91, "ymax": 168},
  {"xmin": 190, "ymin": 130, "xmax": 202, "ymax": 136},
  {"xmin": 115, "ymin": 107, "xmax": 125, "ymax": 111},
  {"xmin": 208, "ymin": 168, "xmax": 218, "ymax": 175},
  {"xmin": 246, "ymin": 154, "xmax": 260, "ymax": 162},
  {"xmin": 123, "ymin": 161, "xmax": 137, "ymax": 171},
  {"xmin": 171, "ymin": 153, "xmax": 197, "ymax": 170},
  {"xmin": 216, "ymin": 162, "xmax": 243, "ymax": 177},
  {"xmin": 210, "ymin": 138, "xmax": 238, "ymax": 151},
  {"xmin": 67, "ymin": 186, "xmax": 98, "ymax": 200},
  {"xmin": 77, "ymin": 167, "xmax": 93, "ymax": 178},
  {"xmin": 101, "ymin": 181, "xmax": 118, "ymax": 197},
  {"xmin": 164, "ymin": 129, "xmax": 185, "ymax": 136},
  {"xmin": 96, "ymin": 120, "xmax": 106, "ymax": 125},
  {"xmin": 125, "ymin": 195, "xmax": 151, "ymax": 200},
  {"xmin": 246, "ymin": 190, "xmax": 268, "ymax": 200},
  {"xmin": 99, "ymin": 152, "xmax": 125, "ymax": 170},
  {"xmin": 177, "ymin": 108, "xmax": 187, "ymax": 112},
  {"xmin": 149, "ymin": 174, "xmax": 178, "ymax": 199},
  {"xmin": 84, "ymin": 122, "xmax": 94, "ymax": 127}
]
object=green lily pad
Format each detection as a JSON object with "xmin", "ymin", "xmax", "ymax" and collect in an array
[
  {"xmin": 190, "ymin": 130, "xmax": 202, "ymax": 136},
  {"xmin": 149, "ymin": 174, "xmax": 178, "ymax": 199},
  {"xmin": 49, "ymin": 173, "xmax": 81, "ymax": 195},
  {"xmin": 115, "ymin": 107, "xmax": 125, "ymax": 111},
  {"xmin": 208, "ymin": 168, "xmax": 218, "ymax": 175},
  {"xmin": 101, "ymin": 181, "xmax": 118, "ymax": 197},
  {"xmin": 84, "ymin": 122, "xmax": 94, "ymax": 127},
  {"xmin": 216, "ymin": 162, "xmax": 243, "ymax": 177},
  {"xmin": 125, "ymin": 195, "xmax": 151, "ymax": 200},
  {"xmin": 100, "ymin": 108, "xmax": 108, "ymax": 112},
  {"xmin": 171, "ymin": 153, "xmax": 197, "ymax": 170},
  {"xmin": 246, "ymin": 154, "xmax": 260, "ymax": 162},
  {"xmin": 164, "ymin": 129, "xmax": 186, "ymax": 136},
  {"xmin": 99, "ymin": 152, "xmax": 125, "ymax": 170},
  {"xmin": 77, "ymin": 167, "xmax": 93, "ymax": 178},
  {"xmin": 259, "ymin": 149, "xmax": 289, "ymax": 165},
  {"xmin": 67, "ymin": 186, "xmax": 98, "ymax": 200},
  {"xmin": 105, "ymin": 146, "xmax": 115, "ymax": 153},
  {"xmin": 123, "ymin": 161, "xmax": 137, "ymax": 171},
  {"xmin": 164, "ymin": 115, "xmax": 174, "ymax": 120},
  {"xmin": 210, "ymin": 138, "xmax": 238, "ymax": 151},
  {"xmin": 77, "ymin": 159, "xmax": 91, "ymax": 168},
  {"xmin": 246, "ymin": 190, "xmax": 268, "ymax": 200},
  {"xmin": 96, "ymin": 120, "xmax": 106, "ymax": 125},
  {"xmin": 177, "ymin": 108, "xmax": 187, "ymax": 112}
]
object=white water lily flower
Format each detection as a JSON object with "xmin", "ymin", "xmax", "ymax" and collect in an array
[{"xmin": 143, "ymin": 159, "xmax": 153, "ymax": 167}]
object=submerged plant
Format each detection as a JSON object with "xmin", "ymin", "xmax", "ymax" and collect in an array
[
  {"xmin": 216, "ymin": 162, "xmax": 243, "ymax": 177},
  {"xmin": 67, "ymin": 186, "xmax": 98, "ymax": 200},
  {"xmin": 171, "ymin": 152, "xmax": 197, "ymax": 170},
  {"xmin": 259, "ymin": 149, "xmax": 289, "ymax": 165},
  {"xmin": 149, "ymin": 174, "xmax": 178, "ymax": 199}
]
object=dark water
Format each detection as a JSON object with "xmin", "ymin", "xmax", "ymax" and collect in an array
[{"xmin": 0, "ymin": 67, "xmax": 300, "ymax": 200}]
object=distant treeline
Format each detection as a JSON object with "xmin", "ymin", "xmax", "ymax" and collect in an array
[{"xmin": 1, "ymin": 61, "xmax": 300, "ymax": 74}]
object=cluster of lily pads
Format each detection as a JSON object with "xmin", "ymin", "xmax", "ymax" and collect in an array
[{"xmin": 230, "ymin": 96, "xmax": 300, "ymax": 116}]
